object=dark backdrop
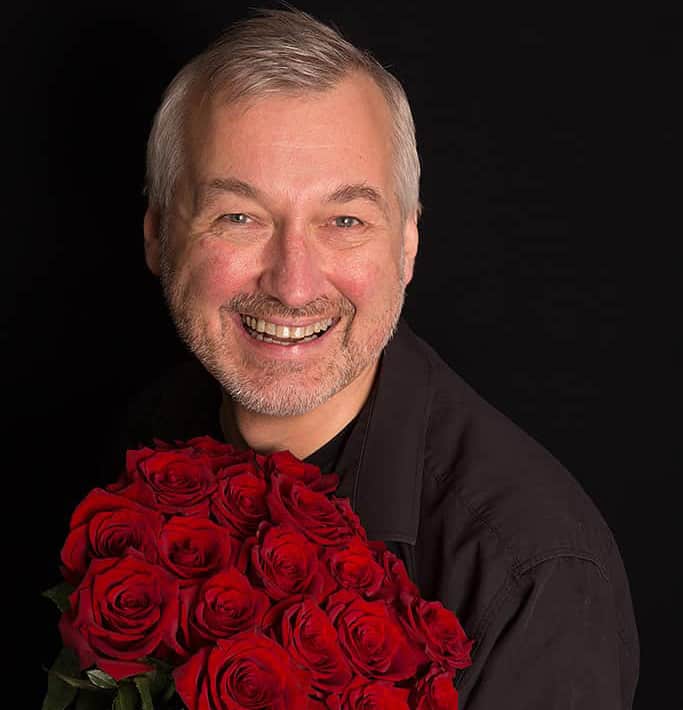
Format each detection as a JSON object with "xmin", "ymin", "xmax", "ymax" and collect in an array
[{"xmin": 5, "ymin": 3, "xmax": 680, "ymax": 707}]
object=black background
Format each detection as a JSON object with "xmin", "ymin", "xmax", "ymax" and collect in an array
[{"xmin": 5, "ymin": 2, "xmax": 680, "ymax": 707}]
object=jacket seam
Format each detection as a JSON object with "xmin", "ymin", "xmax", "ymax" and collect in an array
[
  {"xmin": 350, "ymin": 373, "xmax": 380, "ymax": 512},
  {"xmin": 455, "ymin": 551, "xmax": 631, "ymax": 692},
  {"xmin": 455, "ymin": 571, "xmax": 518, "ymax": 691},
  {"xmin": 452, "ymin": 487, "xmax": 523, "ymax": 570},
  {"xmin": 513, "ymin": 548, "xmax": 610, "ymax": 582}
]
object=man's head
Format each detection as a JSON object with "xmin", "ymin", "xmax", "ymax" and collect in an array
[{"xmin": 143, "ymin": 8, "xmax": 420, "ymax": 417}]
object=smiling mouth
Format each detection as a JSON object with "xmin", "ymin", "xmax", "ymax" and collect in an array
[{"xmin": 239, "ymin": 313, "xmax": 338, "ymax": 346}]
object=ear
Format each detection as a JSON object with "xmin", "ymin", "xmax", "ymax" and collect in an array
[
  {"xmin": 402, "ymin": 213, "xmax": 419, "ymax": 286},
  {"xmin": 143, "ymin": 207, "xmax": 162, "ymax": 276}
]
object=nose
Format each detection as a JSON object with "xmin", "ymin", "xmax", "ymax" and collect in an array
[{"xmin": 258, "ymin": 222, "xmax": 328, "ymax": 310}]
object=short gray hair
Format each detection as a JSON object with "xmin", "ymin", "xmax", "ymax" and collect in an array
[{"xmin": 145, "ymin": 7, "xmax": 421, "ymax": 223}]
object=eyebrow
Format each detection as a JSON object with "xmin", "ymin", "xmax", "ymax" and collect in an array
[
  {"xmin": 325, "ymin": 183, "xmax": 388, "ymax": 217},
  {"xmin": 194, "ymin": 177, "xmax": 262, "ymax": 215},
  {"xmin": 195, "ymin": 177, "xmax": 389, "ymax": 218}
]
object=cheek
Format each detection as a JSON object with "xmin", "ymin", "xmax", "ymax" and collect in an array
[
  {"xmin": 331, "ymin": 254, "xmax": 398, "ymax": 306},
  {"xmin": 177, "ymin": 241, "xmax": 257, "ymax": 304}
]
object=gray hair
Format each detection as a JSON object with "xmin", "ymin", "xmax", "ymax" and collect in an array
[{"xmin": 145, "ymin": 7, "xmax": 421, "ymax": 225}]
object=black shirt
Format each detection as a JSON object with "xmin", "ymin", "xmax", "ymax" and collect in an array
[
  {"xmin": 303, "ymin": 412, "xmax": 357, "ymax": 477},
  {"xmin": 111, "ymin": 317, "xmax": 640, "ymax": 708}
]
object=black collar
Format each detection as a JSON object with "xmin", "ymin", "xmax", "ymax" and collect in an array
[{"xmin": 335, "ymin": 318, "xmax": 434, "ymax": 544}]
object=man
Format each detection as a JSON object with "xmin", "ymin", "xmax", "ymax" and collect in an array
[{"xmin": 126, "ymin": 7, "xmax": 640, "ymax": 707}]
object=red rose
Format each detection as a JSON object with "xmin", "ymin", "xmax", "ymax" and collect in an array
[
  {"xmin": 158, "ymin": 516, "xmax": 241, "ymax": 585},
  {"xmin": 250, "ymin": 523, "xmax": 335, "ymax": 601},
  {"xmin": 411, "ymin": 666, "xmax": 460, "ymax": 709},
  {"xmin": 340, "ymin": 676, "xmax": 410, "ymax": 709},
  {"xmin": 180, "ymin": 567, "xmax": 271, "ymax": 651},
  {"xmin": 264, "ymin": 450, "xmax": 338, "ymax": 494},
  {"xmin": 59, "ymin": 488, "xmax": 162, "ymax": 587},
  {"xmin": 372, "ymin": 546, "xmax": 420, "ymax": 603},
  {"xmin": 109, "ymin": 447, "xmax": 217, "ymax": 516},
  {"xmin": 211, "ymin": 461, "xmax": 268, "ymax": 537},
  {"xmin": 267, "ymin": 474, "xmax": 365, "ymax": 547},
  {"xmin": 187, "ymin": 438, "xmax": 271, "ymax": 480},
  {"xmin": 267, "ymin": 598, "xmax": 352, "ymax": 696},
  {"xmin": 326, "ymin": 589, "xmax": 424, "ymax": 682},
  {"xmin": 58, "ymin": 550, "xmax": 182, "ymax": 680},
  {"xmin": 173, "ymin": 632, "xmax": 313, "ymax": 710},
  {"xmin": 399, "ymin": 598, "xmax": 473, "ymax": 671},
  {"xmin": 324, "ymin": 537, "xmax": 384, "ymax": 599},
  {"xmin": 182, "ymin": 436, "xmax": 241, "ymax": 461}
]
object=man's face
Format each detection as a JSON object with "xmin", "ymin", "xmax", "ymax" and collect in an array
[{"xmin": 145, "ymin": 72, "xmax": 418, "ymax": 417}]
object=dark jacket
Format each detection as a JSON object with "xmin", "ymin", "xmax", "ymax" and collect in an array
[{"xmin": 114, "ymin": 318, "xmax": 640, "ymax": 708}]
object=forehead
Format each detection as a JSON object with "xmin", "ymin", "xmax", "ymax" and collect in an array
[{"xmin": 185, "ymin": 73, "xmax": 396, "ymax": 203}]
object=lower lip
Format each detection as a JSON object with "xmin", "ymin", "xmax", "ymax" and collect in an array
[{"xmin": 231, "ymin": 313, "xmax": 340, "ymax": 358}]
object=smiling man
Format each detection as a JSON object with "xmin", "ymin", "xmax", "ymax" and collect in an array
[
  {"xmin": 144, "ymin": 68, "xmax": 415, "ymax": 461},
  {"xmin": 126, "ymin": 7, "xmax": 640, "ymax": 707}
]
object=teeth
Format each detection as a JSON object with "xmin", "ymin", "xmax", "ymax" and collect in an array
[{"xmin": 240, "ymin": 315, "xmax": 334, "ymax": 340}]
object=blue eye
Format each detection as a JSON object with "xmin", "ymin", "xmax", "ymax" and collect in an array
[
  {"xmin": 222, "ymin": 213, "xmax": 251, "ymax": 224},
  {"xmin": 334, "ymin": 216, "xmax": 362, "ymax": 228}
]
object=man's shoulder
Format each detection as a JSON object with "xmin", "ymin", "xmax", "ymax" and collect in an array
[
  {"xmin": 401, "ymin": 326, "xmax": 639, "ymax": 708},
  {"xmin": 404, "ymin": 325, "xmax": 617, "ymax": 568}
]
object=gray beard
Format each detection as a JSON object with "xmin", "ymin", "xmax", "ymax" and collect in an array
[{"xmin": 159, "ymin": 244, "xmax": 405, "ymax": 417}]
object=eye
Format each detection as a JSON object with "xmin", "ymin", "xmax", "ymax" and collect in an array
[
  {"xmin": 333, "ymin": 216, "xmax": 363, "ymax": 228},
  {"xmin": 220, "ymin": 213, "xmax": 252, "ymax": 224}
]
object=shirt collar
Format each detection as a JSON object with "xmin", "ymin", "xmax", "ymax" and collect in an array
[{"xmin": 336, "ymin": 317, "xmax": 433, "ymax": 544}]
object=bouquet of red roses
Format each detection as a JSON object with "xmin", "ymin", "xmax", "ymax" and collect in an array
[{"xmin": 42, "ymin": 435, "xmax": 472, "ymax": 709}]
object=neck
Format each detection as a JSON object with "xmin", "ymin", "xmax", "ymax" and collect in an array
[{"xmin": 220, "ymin": 359, "xmax": 379, "ymax": 461}]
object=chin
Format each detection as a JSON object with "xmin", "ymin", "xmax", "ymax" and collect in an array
[{"xmin": 223, "ymin": 376, "xmax": 345, "ymax": 417}]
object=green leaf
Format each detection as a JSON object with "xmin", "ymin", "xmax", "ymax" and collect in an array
[
  {"xmin": 42, "ymin": 648, "xmax": 82, "ymax": 710},
  {"xmin": 51, "ymin": 671, "xmax": 102, "ymax": 691},
  {"xmin": 160, "ymin": 679, "xmax": 177, "ymax": 705},
  {"xmin": 112, "ymin": 682, "xmax": 138, "ymax": 710},
  {"xmin": 134, "ymin": 677, "xmax": 153, "ymax": 710},
  {"xmin": 43, "ymin": 582, "xmax": 75, "ymax": 613},
  {"xmin": 146, "ymin": 668, "xmax": 173, "ymax": 699},
  {"xmin": 42, "ymin": 670, "xmax": 77, "ymax": 710},
  {"xmin": 86, "ymin": 669, "xmax": 118, "ymax": 690},
  {"xmin": 48, "ymin": 647, "xmax": 81, "ymax": 676}
]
